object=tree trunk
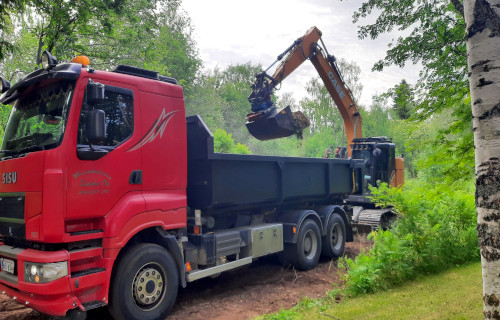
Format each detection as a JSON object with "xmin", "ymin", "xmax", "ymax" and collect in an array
[{"xmin": 463, "ymin": 0, "xmax": 500, "ymax": 319}]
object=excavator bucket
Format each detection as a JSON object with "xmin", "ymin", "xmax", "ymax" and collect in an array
[
  {"xmin": 246, "ymin": 106, "xmax": 309, "ymax": 140},
  {"xmin": 246, "ymin": 106, "xmax": 296, "ymax": 140}
]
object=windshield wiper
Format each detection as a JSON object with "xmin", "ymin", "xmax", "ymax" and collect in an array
[
  {"xmin": 0, "ymin": 145, "xmax": 44, "ymax": 159},
  {"xmin": 16, "ymin": 145, "xmax": 44, "ymax": 155}
]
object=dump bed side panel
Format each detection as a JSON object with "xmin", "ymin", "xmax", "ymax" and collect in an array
[{"xmin": 186, "ymin": 115, "xmax": 359, "ymax": 213}]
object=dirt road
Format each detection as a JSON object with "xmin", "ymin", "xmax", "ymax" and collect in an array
[{"xmin": 0, "ymin": 240, "xmax": 369, "ymax": 320}]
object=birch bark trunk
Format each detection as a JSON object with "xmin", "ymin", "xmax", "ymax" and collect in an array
[{"xmin": 463, "ymin": 0, "xmax": 500, "ymax": 318}]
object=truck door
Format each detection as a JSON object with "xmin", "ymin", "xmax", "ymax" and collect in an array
[{"xmin": 66, "ymin": 79, "xmax": 142, "ymax": 225}]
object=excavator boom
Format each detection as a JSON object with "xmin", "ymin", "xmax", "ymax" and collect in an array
[{"xmin": 246, "ymin": 26, "xmax": 361, "ymax": 156}]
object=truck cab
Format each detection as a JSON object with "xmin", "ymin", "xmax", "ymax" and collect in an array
[{"xmin": 0, "ymin": 59, "xmax": 188, "ymax": 318}]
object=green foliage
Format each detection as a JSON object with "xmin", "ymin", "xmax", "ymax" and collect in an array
[
  {"xmin": 193, "ymin": 75, "xmax": 307, "ymax": 156},
  {"xmin": 0, "ymin": 26, "xmax": 39, "ymax": 82},
  {"xmin": 399, "ymin": 107, "xmax": 474, "ymax": 182},
  {"xmin": 337, "ymin": 58, "xmax": 364, "ymax": 104},
  {"xmin": 292, "ymin": 59, "xmax": 364, "ymax": 158},
  {"xmin": 390, "ymin": 79, "xmax": 414, "ymax": 120},
  {"xmin": 302, "ymin": 77, "xmax": 343, "ymax": 135},
  {"xmin": 185, "ymin": 74, "xmax": 226, "ymax": 130},
  {"xmin": 95, "ymin": 0, "xmax": 201, "ymax": 91},
  {"xmin": 358, "ymin": 95, "xmax": 394, "ymax": 139},
  {"xmin": 0, "ymin": 0, "xmax": 26, "ymax": 60},
  {"xmin": 14, "ymin": 0, "xmax": 127, "ymax": 63},
  {"xmin": 261, "ymin": 297, "xmax": 325, "ymax": 320},
  {"xmin": 186, "ymin": 62, "xmax": 266, "ymax": 150},
  {"xmin": 1, "ymin": 0, "xmax": 201, "ymax": 91},
  {"xmin": 261, "ymin": 263, "xmax": 482, "ymax": 320},
  {"xmin": 352, "ymin": 0, "xmax": 467, "ymax": 116},
  {"xmin": 342, "ymin": 180, "xmax": 479, "ymax": 295},
  {"xmin": 0, "ymin": 104, "xmax": 13, "ymax": 139},
  {"xmin": 301, "ymin": 130, "xmax": 336, "ymax": 158},
  {"xmin": 213, "ymin": 129, "xmax": 251, "ymax": 154},
  {"xmin": 348, "ymin": 0, "xmax": 472, "ymax": 180},
  {"xmin": 246, "ymin": 135, "xmax": 304, "ymax": 157}
]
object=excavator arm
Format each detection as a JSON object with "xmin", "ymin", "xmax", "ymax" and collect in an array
[{"xmin": 247, "ymin": 26, "xmax": 361, "ymax": 156}]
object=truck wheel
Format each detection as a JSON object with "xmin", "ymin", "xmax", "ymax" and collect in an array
[
  {"xmin": 281, "ymin": 219, "xmax": 322, "ymax": 271},
  {"xmin": 109, "ymin": 243, "xmax": 179, "ymax": 320},
  {"xmin": 321, "ymin": 213, "xmax": 346, "ymax": 259}
]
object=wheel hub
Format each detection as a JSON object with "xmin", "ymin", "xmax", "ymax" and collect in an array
[
  {"xmin": 331, "ymin": 223, "xmax": 344, "ymax": 250},
  {"xmin": 303, "ymin": 229, "xmax": 318, "ymax": 260},
  {"xmin": 132, "ymin": 264, "xmax": 166, "ymax": 310}
]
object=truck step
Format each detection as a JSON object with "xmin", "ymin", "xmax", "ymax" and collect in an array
[
  {"xmin": 186, "ymin": 257, "xmax": 252, "ymax": 282},
  {"xmin": 82, "ymin": 300, "xmax": 106, "ymax": 311}
]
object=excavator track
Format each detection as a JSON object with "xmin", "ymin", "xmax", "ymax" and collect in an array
[{"xmin": 352, "ymin": 208, "xmax": 395, "ymax": 232}]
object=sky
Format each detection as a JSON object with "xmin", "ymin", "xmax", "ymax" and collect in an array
[{"xmin": 181, "ymin": 0, "xmax": 421, "ymax": 107}]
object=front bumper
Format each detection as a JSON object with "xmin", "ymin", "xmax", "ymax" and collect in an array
[
  {"xmin": 0, "ymin": 281, "xmax": 78, "ymax": 316},
  {"xmin": 0, "ymin": 244, "xmax": 78, "ymax": 316}
]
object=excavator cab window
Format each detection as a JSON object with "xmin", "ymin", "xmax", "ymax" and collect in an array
[
  {"xmin": 371, "ymin": 144, "xmax": 395, "ymax": 185},
  {"xmin": 352, "ymin": 138, "xmax": 396, "ymax": 195}
]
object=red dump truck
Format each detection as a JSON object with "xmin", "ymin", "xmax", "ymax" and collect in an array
[{"xmin": 0, "ymin": 28, "xmax": 402, "ymax": 320}]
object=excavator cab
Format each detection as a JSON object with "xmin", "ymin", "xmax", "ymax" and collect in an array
[{"xmin": 351, "ymin": 137, "xmax": 405, "ymax": 194}]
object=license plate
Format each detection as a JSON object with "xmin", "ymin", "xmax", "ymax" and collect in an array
[{"xmin": 1, "ymin": 258, "xmax": 15, "ymax": 274}]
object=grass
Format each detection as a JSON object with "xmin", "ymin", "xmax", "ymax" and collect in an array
[{"xmin": 260, "ymin": 262, "xmax": 483, "ymax": 320}]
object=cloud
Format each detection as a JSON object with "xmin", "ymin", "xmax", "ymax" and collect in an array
[{"xmin": 182, "ymin": 0, "xmax": 420, "ymax": 106}]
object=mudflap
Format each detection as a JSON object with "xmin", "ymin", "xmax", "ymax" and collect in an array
[{"xmin": 246, "ymin": 106, "xmax": 297, "ymax": 140}]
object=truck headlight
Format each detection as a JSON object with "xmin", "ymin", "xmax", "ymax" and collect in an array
[{"xmin": 24, "ymin": 261, "xmax": 68, "ymax": 283}]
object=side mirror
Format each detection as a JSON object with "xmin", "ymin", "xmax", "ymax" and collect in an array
[
  {"xmin": 86, "ymin": 109, "xmax": 106, "ymax": 144},
  {"xmin": 86, "ymin": 80, "xmax": 105, "ymax": 105},
  {"xmin": 0, "ymin": 77, "xmax": 10, "ymax": 94}
]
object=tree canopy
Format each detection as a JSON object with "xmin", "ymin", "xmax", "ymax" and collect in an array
[
  {"xmin": 391, "ymin": 79, "xmax": 414, "ymax": 120},
  {"xmin": 347, "ymin": 0, "xmax": 473, "ymax": 180},
  {"xmin": 1, "ymin": 0, "xmax": 201, "ymax": 90}
]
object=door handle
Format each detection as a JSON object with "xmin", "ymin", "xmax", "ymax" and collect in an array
[{"xmin": 129, "ymin": 170, "xmax": 142, "ymax": 185}]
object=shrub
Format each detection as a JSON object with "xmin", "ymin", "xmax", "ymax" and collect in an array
[
  {"xmin": 342, "ymin": 180, "xmax": 479, "ymax": 295},
  {"xmin": 213, "ymin": 128, "xmax": 251, "ymax": 154}
]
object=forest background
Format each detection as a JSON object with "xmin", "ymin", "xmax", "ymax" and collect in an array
[{"xmin": 0, "ymin": 0, "xmax": 480, "ymax": 301}]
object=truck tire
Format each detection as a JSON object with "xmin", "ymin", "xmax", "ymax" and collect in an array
[
  {"xmin": 321, "ymin": 213, "xmax": 346, "ymax": 259},
  {"xmin": 281, "ymin": 219, "xmax": 322, "ymax": 271},
  {"xmin": 109, "ymin": 243, "xmax": 179, "ymax": 320}
]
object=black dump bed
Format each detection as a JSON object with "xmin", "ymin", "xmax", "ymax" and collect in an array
[{"xmin": 187, "ymin": 116, "xmax": 361, "ymax": 214}]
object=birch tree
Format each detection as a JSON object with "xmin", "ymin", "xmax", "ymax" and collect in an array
[{"xmin": 463, "ymin": 1, "xmax": 500, "ymax": 318}]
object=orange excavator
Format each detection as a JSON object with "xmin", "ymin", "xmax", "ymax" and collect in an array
[
  {"xmin": 246, "ymin": 27, "xmax": 361, "ymax": 156},
  {"xmin": 247, "ymin": 27, "xmax": 404, "ymax": 228}
]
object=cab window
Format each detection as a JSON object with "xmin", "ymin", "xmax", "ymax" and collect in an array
[{"xmin": 78, "ymin": 85, "xmax": 134, "ymax": 147}]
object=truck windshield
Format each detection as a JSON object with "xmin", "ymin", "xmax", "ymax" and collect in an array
[{"xmin": 1, "ymin": 79, "xmax": 75, "ymax": 158}]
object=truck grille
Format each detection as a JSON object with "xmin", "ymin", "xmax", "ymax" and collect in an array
[{"xmin": 0, "ymin": 195, "xmax": 25, "ymax": 239}]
